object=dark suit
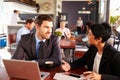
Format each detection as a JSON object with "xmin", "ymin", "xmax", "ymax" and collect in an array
[
  {"xmin": 12, "ymin": 33, "xmax": 61, "ymax": 67},
  {"xmin": 71, "ymin": 43, "xmax": 120, "ymax": 80}
]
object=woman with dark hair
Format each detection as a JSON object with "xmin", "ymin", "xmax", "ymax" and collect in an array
[{"xmin": 62, "ymin": 22, "xmax": 120, "ymax": 80}]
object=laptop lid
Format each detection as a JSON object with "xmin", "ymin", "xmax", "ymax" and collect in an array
[{"xmin": 3, "ymin": 59, "xmax": 49, "ymax": 80}]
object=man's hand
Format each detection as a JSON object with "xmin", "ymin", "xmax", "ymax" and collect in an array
[{"xmin": 61, "ymin": 60, "xmax": 71, "ymax": 71}]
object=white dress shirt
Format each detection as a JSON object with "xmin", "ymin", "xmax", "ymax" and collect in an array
[
  {"xmin": 16, "ymin": 26, "xmax": 30, "ymax": 43},
  {"xmin": 11, "ymin": 13, "xmax": 21, "ymax": 25}
]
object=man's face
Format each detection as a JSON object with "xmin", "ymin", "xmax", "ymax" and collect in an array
[
  {"xmin": 36, "ymin": 21, "xmax": 53, "ymax": 40},
  {"xmin": 60, "ymin": 21, "xmax": 66, "ymax": 28}
]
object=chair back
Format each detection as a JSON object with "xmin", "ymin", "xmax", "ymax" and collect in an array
[
  {"xmin": 8, "ymin": 33, "xmax": 16, "ymax": 44},
  {"xmin": 114, "ymin": 29, "xmax": 120, "ymax": 39},
  {"xmin": 112, "ymin": 29, "xmax": 120, "ymax": 50}
]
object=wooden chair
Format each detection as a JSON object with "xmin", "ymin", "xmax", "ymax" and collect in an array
[
  {"xmin": 113, "ymin": 29, "xmax": 120, "ymax": 50},
  {"xmin": 8, "ymin": 33, "xmax": 17, "ymax": 54}
]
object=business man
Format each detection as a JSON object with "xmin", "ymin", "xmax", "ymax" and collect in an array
[
  {"xmin": 62, "ymin": 23, "xmax": 120, "ymax": 80},
  {"xmin": 12, "ymin": 15, "xmax": 61, "ymax": 67}
]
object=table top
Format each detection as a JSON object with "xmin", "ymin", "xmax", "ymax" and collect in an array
[
  {"xmin": 0, "ymin": 65, "xmax": 87, "ymax": 80},
  {"xmin": 60, "ymin": 34, "xmax": 87, "ymax": 49},
  {"xmin": 60, "ymin": 39, "xmax": 76, "ymax": 49},
  {"xmin": 0, "ymin": 35, "xmax": 87, "ymax": 80}
]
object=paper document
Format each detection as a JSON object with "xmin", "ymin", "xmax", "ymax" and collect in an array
[{"xmin": 54, "ymin": 73, "xmax": 84, "ymax": 80}]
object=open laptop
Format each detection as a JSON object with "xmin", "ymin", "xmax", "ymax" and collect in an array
[{"xmin": 3, "ymin": 59, "xmax": 50, "ymax": 80}]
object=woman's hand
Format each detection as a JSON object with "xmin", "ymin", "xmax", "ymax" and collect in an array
[
  {"xmin": 61, "ymin": 60, "xmax": 71, "ymax": 71},
  {"xmin": 83, "ymin": 71, "xmax": 101, "ymax": 80}
]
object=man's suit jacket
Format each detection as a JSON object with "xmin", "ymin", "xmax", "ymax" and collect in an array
[
  {"xmin": 12, "ymin": 33, "xmax": 61, "ymax": 67},
  {"xmin": 71, "ymin": 43, "xmax": 120, "ymax": 80}
]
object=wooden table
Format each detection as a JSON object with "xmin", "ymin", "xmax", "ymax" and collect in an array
[
  {"xmin": 60, "ymin": 36, "xmax": 87, "ymax": 62},
  {"xmin": 60, "ymin": 39, "xmax": 76, "ymax": 62},
  {"xmin": 0, "ymin": 66, "xmax": 87, "ymax": 80},
  {"xmin": 44, "ymin": 67, "xmax": 87, "ymax": 80},
  {"xmin": 60, "ymin": 39, "xmax": 76, "ymax": 49}
]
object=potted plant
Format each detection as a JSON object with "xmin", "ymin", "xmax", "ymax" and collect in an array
[
  {"xmin": 54, "ymin": 31, "xmax": 62, "ymax": 36},
  {"xmin": 54, "ymin": 31, "xmax": 62, "ymax": 41}
]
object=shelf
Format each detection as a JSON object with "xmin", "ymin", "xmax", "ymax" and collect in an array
[
  {"xmin": 4, "ymin": 0, "xmax": 36, "ymax": 7},
  {"xmin": 59, "ymin": 13, "xmax": 68, "ymax": 21}
]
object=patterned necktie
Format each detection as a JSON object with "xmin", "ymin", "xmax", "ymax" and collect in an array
[{"xmin": 38, "ymin": 41, "xmax": 44, "ymax": 58}]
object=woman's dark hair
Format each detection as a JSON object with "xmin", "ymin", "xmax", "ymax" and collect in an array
[
  {"xmin": 90, "ymin": 22, "xmax": 111, "ymax": 42},
  {"xmin": 85, "ymin": 21, "xmax": 95, "ymax": 29}
]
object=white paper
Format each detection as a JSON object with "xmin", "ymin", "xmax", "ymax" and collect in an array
[
  {"xmin": 54, "ymin": 73, "xmax": 85, "ymax": 80},
  {"xmin": 54, "ymin": 73, "xmax": 78, "ymax": 80}
]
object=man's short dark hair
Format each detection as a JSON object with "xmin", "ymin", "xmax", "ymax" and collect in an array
[
  {"xmin": 25, "ymin": 18, "xmax": 34, "ymax": 24},
  {"xmin": 35, "ymin": 14, "xmax": 53, "ymax": 26},
  {"xmin": 14, "ymin": 10, "xmax": 19, "ymax": 13},
  {"xmin": 90, "ymin": 22, "xmax": 111, "ymax": 42}
]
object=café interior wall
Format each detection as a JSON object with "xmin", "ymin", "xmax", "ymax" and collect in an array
[
  {"xmin": 0, "ymin": 0, "xmax": 62, "ymax": 34},
  {"xmin": 62, "ymin": 1, "xmax": 98, "ymax": 27},
  {"xmin": 35, "ymin": 0, "xmax": 62, "ymax": 30},
  {"xmin": 0, "ymin": 2, "xmax": 37, "ymax": 34},
  {"xmin": 36, "ymin": 0, "xmax": 55, "ymax": 14}
]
